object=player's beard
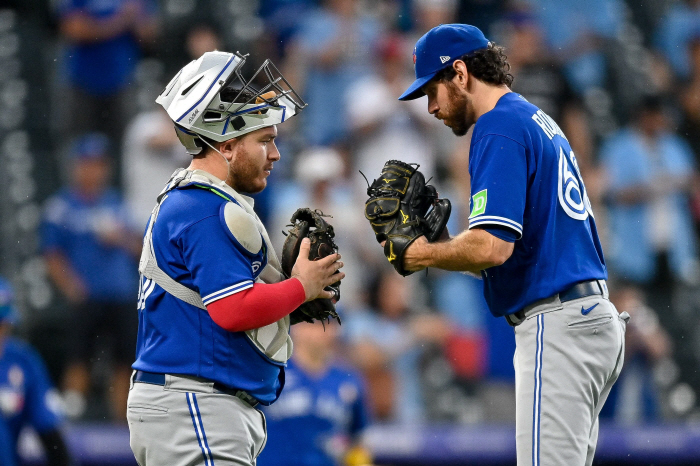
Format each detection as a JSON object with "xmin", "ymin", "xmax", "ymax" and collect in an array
[
  {"xmin": 444, "ymin": 81, "xmax": 472, "ymax": 137},
  {"xmin": 226, "ymin": 147, "xmax": 267, "ymax": 194}
]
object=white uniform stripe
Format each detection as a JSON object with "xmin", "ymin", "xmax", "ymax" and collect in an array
[
  {"xmin": 468, "ymin": 219, "xmax": 524, "ymax": 235},
  {"xmin": 202, "ymin": 282, "xmax": 254, "ymax": 305},
  {"xmin": 187, "ymin": 392, "xmax": 210, "ymax": 466},
  {"xmin": 540, "ymin": 316, "xmax": 545, "ymax": 453},
  {"xmin": 203, "ymin": 283, "xmax": 254, "ymax": 305},
  {"xmin": 532, "ymin": 314, "xmax": 544, "ymax": 466},
  {"xmin": 468, "ymin": 215, "xmax": 523, "ymax": 231},
  {"xmin": 192, "ymin": 393, "xmax": 215, "ymax": 465},
  {"xmin": 202, "ymin": 281, "xmax": 254, "ymax": 302}
]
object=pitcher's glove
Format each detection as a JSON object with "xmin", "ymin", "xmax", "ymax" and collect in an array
[
  {"xmin": 364, "ymin": 160, "xmax": 451, "ymax": 276},
  {"xmin": 281, "ymin": 208, "xmax": 341, "ymax": 325}
]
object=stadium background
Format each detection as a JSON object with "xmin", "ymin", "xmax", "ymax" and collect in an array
[{"xmin": 3, "ymin": 0, "xmax": 700, "ymax": 464}]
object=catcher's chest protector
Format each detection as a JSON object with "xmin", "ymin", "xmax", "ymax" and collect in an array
[{"xmin": 138, "ymin": 168, "xmax": 293, "ymax": 363}]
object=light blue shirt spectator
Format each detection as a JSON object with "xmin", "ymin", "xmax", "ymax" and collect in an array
[
  {"xmin": 654, "ymin": 1, "xmax": 700, "ymax": 80},
  {"xmin": 294, "ymin": 5, "xmax": 382, "ymax": 145},
  {"xmin": 526, "ymin": 0, "xmax": 623, "ymax": 93},
  {"xmin": 601, "ymin": 127, "xmax": 698, "ymax": 283},
  {"xmin": 342, "ymin": 308, "xmax": 425, "ymax": 422}
]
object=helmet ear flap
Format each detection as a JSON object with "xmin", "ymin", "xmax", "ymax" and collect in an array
[{"xmin": 174, "ymin": 125, "xmax": 204, "ymax": 155}]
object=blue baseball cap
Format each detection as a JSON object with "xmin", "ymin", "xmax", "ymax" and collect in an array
[
  {"xmin": 0, "ymin": 278, "xmax": 17, "ymax": 325},
  {"xmin": 72, "ymin": 133, "xmax": 110, "ymax": 160},
  {"xmin": 399, "ymin": 23, "xmax": 490, "ymax": 101}
]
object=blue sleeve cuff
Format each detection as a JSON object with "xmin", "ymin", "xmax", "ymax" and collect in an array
[{"xmin": 475, "ymin": 225, "xmax": 518, "ymax": 243}]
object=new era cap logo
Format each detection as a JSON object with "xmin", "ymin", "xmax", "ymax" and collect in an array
[{"xmin": 440, "ymin": 56, "xmax": 451, "ymax": 64}]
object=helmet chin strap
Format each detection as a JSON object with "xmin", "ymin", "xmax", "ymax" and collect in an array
[{"xmin": 198, "ymin": 136, "xmax": 231, "ymax": 166}]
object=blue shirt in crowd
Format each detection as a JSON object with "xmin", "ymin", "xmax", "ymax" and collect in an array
[
  {"xmin": 58, "ymin": 0, "xmax": 158, "ymax": 95},
  {"xmin": 0, "ymin": 338, "xmax": 62, "ymax": 466},
  {"xmin": 296, "ymin": 7, "xmax": 381, "ymax": 145},
  {"xmin": 601, "ymin": 127, "xmax": 698, "ymax": 283},
  {"xmin": 258, "ymin": 359, "xmax": 369, "ymax": 466},
  {"xmin": 41, "ymin": 187, "xmax": 139, "ymax": 303},
  {"xmin": 654, "ymin": 1, "xmax": 700, "ymax": 79}
]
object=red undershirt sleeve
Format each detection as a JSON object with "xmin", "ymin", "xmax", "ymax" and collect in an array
[{"xmin": 207, "ymin": 278, "xmax": 306, "ymax": 332}]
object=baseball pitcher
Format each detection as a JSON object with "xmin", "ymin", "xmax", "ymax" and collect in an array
[{"xmin": 366, "ymin": 24, "xmax": 628, "ymax": 466}]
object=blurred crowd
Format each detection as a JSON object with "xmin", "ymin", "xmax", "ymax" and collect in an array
[{"xmin": 2, "ymin": 0, "xmax": 700, "ymax": 451}]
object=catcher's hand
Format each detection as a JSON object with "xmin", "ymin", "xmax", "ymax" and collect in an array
[
  {"xmin": 281, "ymin": 208, "xmax": 343, "ymax": 325},
  {"xmin": 364, "ymin": 160, "xmax": 451, "ymax": 276}
]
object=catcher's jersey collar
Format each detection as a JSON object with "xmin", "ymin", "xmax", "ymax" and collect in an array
[{"xmin": 181, "ymin": 169, "xmax": 255, "ymax": 209}]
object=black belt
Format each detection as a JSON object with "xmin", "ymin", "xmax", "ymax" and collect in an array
[
  {"xmin": 506, "ymin": 280, "xmax": 606, "ymax": 326},
  {"xmin": 133, "ymin": 370, "xmax": 259, "ymax": 407}
]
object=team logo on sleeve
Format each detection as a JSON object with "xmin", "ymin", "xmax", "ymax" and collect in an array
[
  {"xmin": 558, "ymin": 149, "xmax": 593, "ymax": 220},
  {"xmin": 469, "ymin": 189, "xmax": 487, "ymax": 218}
]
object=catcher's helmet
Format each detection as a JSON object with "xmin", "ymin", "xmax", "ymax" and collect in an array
[{"xmin": 157, "ymin": 51, "xmax": 306, "ymax": 155}]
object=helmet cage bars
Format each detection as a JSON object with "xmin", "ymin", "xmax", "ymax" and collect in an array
[
  {"xmin": 205, "ymin": 55, "xmax": 306, "ymax": 123},
  {"xmin": 157, "ymin": 51, "xmax": 306, "ymax": 155}
]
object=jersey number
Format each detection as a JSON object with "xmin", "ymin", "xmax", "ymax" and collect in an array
[
  {"xmin": 137, "ymin": 275, "xmax": 155, "ymax": 311},
  {"xmin": 557, "ymin": 148, "xmax": 594, "ymax": 221}
]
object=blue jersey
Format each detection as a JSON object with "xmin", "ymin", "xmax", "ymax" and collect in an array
[
  {"xmin": 258, "ymin": 359, "xmax": 369, "ymax": 466},
  {"xmin": 41, "ymin": 187, "xmax": 139, "ymax": 302},
  {"xmin": 468, "ymin": 93, "xmax": 606, "ymax": 317},
  {"xmin": 132, "ymin": 183, "xmax": 286, "ymax": 405},
  {"xmin": 58, "ymin": 0, "xmax": 158, "ymax": 95},
  {"xmin": 0, "ymin": 338, "xmax": 62, "ymax": 465},
  {"xmin": 0, "ymin": 417, "xmax": 15, "ymax": 466}
]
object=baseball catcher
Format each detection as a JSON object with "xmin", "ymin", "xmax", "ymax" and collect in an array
[
  {"xmin": 130, "ymin": 49, "xmax": 345, "ymax": 466},
  {"xmin": 364, "ymin": 160, "xmax": 451, "ymax": 276},
  {"xmin": 281, "ymin": 208, "xmax": 341, "ymax": 325}
]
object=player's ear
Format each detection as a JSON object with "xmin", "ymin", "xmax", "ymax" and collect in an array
[
  {"xmin": 219, "ymin": 138, "xmax": 238, "ymax": 161},
  {"xmin": 452, "ymin": 60, "xmax": 469, "ymax": 89}
]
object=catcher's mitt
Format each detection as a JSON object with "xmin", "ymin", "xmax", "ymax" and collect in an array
[
  {"xmin": 364, "ymin": 160, "xmax": 451, "ymax": 276},
  {"xmin": 281, "ymin": 208, "xmax": 341, "ymax": 325}
]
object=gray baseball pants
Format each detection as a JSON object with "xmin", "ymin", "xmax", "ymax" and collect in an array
[
  {"xmin": 127, "ymin": 373, "xmax": 267, "ymax": 466},
  {"xmin": 512, "ymin": 291, "xmax": 628, "ymax": 466}
]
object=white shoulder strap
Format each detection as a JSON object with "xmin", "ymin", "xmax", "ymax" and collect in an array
[
  {"xmin": 138, "ymin": 169, "xmax": 206, "ymax": 309},
  {"xmin": 187, "ymin": 170, "xmax": 286, "ymax": 284},
  {"xmin": 137, "ymin": 169, "xmax": 293, "ymax": 362}
]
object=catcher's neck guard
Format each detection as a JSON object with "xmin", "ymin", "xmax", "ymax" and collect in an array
[{"xmin": 157, "ymin": 51, "xmax": 307, "ymax": 155}]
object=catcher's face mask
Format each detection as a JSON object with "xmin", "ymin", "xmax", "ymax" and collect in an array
[{"xmin": 157, "ymin": 51, "xmax": 306, "ymax": 155}]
